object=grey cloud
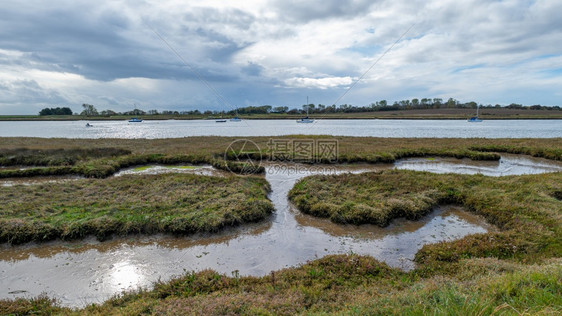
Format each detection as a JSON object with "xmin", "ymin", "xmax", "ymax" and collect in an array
[
  {"xmin": 0, "ymin": 2, "xmax": 250, "ymax": 82},
  {"xmin": 182, "ymin": 7, "xmax": 256, "ymax": 32},
  {"xmin": 272, "ymin": 0, "xmax": 378, "ymax": 23},
  {"xmin": 0, "ymin": 79, "xmax": 68, "ymax": 106},
  {"xmin": 192, "ymin": 27, "xmax": 251, "ymax": 63},
  {"xmin": 241, "ymin": 62, "xmax": 264, "ymax": 76}
]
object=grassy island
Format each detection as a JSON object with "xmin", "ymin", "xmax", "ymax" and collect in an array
[
  {"xmin": 289, "ymin": 170, "xmax": 561, "ymax": 266},
  {"xmin": 0, "ymin": 174, "xmax": 273, "ymax": 244}
]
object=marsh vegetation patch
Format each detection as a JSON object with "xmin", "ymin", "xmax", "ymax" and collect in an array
[
  {"xmin": 289, "ymin": 170, "xmax": 561, "ymax": 266},
  {"xmin": 0, "ymin": 173, "xmax": 273, "ymax": 244}
]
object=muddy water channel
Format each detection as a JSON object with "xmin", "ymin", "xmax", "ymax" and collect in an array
[{"xmin": 1, "ymin": 155, "xmax": 561, "ymax": 307}]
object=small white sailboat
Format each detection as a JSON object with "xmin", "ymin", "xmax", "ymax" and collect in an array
[
  {"xmin": 297, "ymin": 116, "xmax": 314, "ymax": 123},
  {"xmin": 297, "ymin": 97, "xmax": 314, "ymax": 123},
  {"xmin": 467, "ymin": 105, "xmax": 482, "ymax": 122}
]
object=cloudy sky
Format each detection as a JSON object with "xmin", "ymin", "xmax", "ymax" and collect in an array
[{"xmin": 1, "ymin": 0, "xmax": 561, "ymax": 114}]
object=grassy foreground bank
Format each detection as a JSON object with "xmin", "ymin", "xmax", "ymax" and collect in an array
[
  {"xmin": 0, "ymin": 173, "xmax": 273, "ymax": 244},
  {"xmin": 1, "ymin": 255, "xmax": 560, "ymax": 315}
]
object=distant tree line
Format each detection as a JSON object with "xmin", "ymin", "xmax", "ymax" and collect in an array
[
  {"xmin": 38, "ymin": 107, "xmax": 73, "ymax": 116},
  {"xmin": 222, "ymin": 98, "xmax": 561, "ymax": 115},
  {"xmin": 39, "ymin": 99, "xmax": 561, "ymax": 117}
]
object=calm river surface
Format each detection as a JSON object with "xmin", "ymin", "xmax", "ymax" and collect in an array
[
  {"xmin": 0, "ymin": 119, "xmax": 560, "ymax": 138},
  {"xmin": 1, "ymin": 155, "xmax": 561, "ymax": 307}
]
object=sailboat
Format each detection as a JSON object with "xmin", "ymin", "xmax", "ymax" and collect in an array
[
  {"xmin": 297, "ymin": 97, "xmax": 314, "ymax": 123},
  {"xmin": 230, "ymin": 108, "xmax": 241, "ymax": 122},
  {"xmin": 467, "ymin": 104, "xmax": 482, "ymax": 122}
]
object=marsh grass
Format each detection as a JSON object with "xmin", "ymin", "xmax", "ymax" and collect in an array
[
  {"xmin": 0, "ymin": 147, "xmax": 131, "ymax": 166},
  {"xmin": 1, "ymin": 137, "xmax": 560, "ymax": 178},
  {"xmin": 1, "ymin": 136, "xmax": 560, "ymax": 314},
  {"xmin": 289, "ymin": 170, "xmax": 562, "ymax": 271},
  {"xmin": 0, "ymin": 173, "xmax": 273, "ymax": 244},
  {"xmin": 0, "ymin": 152, "xmax": 264, "ymax": 178}
]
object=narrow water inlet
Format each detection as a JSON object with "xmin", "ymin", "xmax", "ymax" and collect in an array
[{"xmin": 0, "ymin": 154, "xmax": 559, "ymax": 307}]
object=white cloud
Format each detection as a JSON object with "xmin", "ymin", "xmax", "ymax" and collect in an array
[{"xmin": 284, "ymin": 76, "xmax": 353, "ymax": 89}]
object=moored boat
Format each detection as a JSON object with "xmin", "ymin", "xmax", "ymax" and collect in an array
[
  {"xmin": 467, "ymin": 105, "xmax": 482, "ymax": 122},
  {"xmin": 297, "ymin": 96, "xmax": 314, "ymax": 123}
]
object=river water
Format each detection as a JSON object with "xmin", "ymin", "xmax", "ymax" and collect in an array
[
  {"xmin": 0, "ymin": 119, "xmax": 560, "ymax": 138},
  {"xmin": 0, "ymin": 155, "xmax": 561, "ymax": 307}
]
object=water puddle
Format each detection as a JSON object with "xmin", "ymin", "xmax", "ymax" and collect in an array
[
  {"xmin": 395, "ymin": 154, "xmax": 562, "ymax": 176},
  {"xmin": 0, "ymin": 165, "xmax": 224, "ymax": 187},
  {"xmin": 0, "ymin": 154, "xmax": 558, "ymax": 307},
  {"xmin": 0, "ymin": 166, "xmax": 46, "ymax": 170},
  {"xmin": 0, "ymin": 176, "xmax": 83, "ymax": 187},
  {"xmin": 113, "ymin": 164, "xmax": 227, "ymax": 177}
]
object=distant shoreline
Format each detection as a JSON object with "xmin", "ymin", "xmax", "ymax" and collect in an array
[
  {"xmin": 1, "ymin": 108, "xmax": 561, "ymax": 121},
  {"xmin": 1, "ymin": 116, "xmax": 561, "ymax": 121}
]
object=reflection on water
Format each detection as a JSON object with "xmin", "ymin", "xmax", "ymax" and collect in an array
[{"xmin": 109, "ymin": 260, "xmax": 146, "ymax": 292}]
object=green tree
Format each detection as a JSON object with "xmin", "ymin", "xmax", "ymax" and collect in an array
[
  {"xmin": 272, "ymin": 106, "xmax": 288, "ymax": 113},
  {"xmin": 80, "ymin": 104, "xmax": 99, "ymax": 116},
  {"xmin": 100, "ymin": 109, "xmax": 117, "ymax": 116},
  {"xmin": 39, "ymin": 108, "xmax": 52, "ymax": 116},
  {"xmin": 432, "ymin": 98, "xmax": 443, "ymax": 108},
  {"xmin": 446, "ymin": 98, "xmax": 457, "ymax": 108},
  {"xmin": 39, "ymin": 107, "xmax": 73, "ymax": 115}
]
